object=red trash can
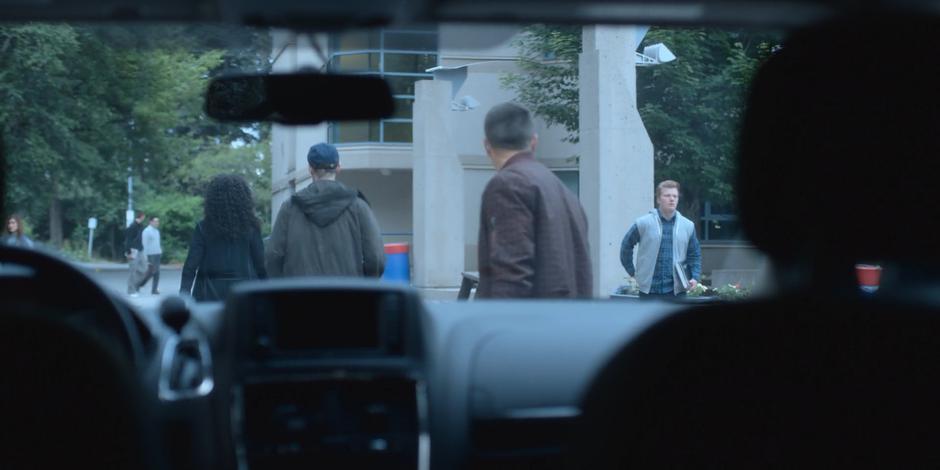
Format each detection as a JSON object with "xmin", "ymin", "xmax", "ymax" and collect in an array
[
  {"xmin": 855, "ymin": 264, "xmax": 882, "ymax": 291},
  {"xmin": 381, "ymin": 243, "xmax": 410, "ymax": 283}
]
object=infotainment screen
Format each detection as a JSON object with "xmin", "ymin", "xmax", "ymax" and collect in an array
[
  {"xmin": 249, "ymin": 290, "xmax": 404, "ymax": 355},
  {"xmin": 275, "ymin": 301, "xmax": 379, "ymax": 350}
]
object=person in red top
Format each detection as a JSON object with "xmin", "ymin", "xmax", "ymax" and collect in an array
[{"xmin": 476, "ymin": 102, "xmax": 593, "ymax": 298}]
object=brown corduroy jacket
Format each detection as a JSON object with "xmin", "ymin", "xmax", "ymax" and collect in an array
[{"xmin": 476, "ymin": 152, "xmax": 593, "ymax": 298}]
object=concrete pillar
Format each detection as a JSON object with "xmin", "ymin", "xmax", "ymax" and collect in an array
[
  {"xmin": 412, "ymin": 80, "xmax": 465, "ymax": 287},
  {"xmin": 579, "ymin": 26, "xmax": 655, "ymax": 297}
]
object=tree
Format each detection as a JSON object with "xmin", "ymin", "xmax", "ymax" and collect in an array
[
  {"xmin": 1, "ymin": 25, "xmax": 87, "ymax": 245},
  {"xmin": 1, "ymin": 24, "xmax": 272, "ymax": 260},
  {"xmin": 501, "ymin": 25, "xmax": 581, "ymax": 143},
  {"xmin": 137, "ymin": 192, "xmax": 204, "ymax": 262},
  {"xmin": 502, "ymin": 25, "xmax": 780, "ymax": 227},
  {"xmin": 174, "ymin": 141, "xmax": 273, "ymax": 234}
]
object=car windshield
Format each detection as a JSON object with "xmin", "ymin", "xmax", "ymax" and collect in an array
[{"xmin": 1, "ymin": 21, "xmax": 797, "ymax": 306}]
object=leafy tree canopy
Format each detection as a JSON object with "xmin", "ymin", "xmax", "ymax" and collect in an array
[
  {"xmin": 503, "ymin": 25, "xmax": 781, "ymax": 224},
  {"xmin": 0, "ymin": 23, "xmax": 272, "ymax": 260}
]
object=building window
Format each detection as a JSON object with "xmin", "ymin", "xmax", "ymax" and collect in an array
[
  {"xmin": 553, "ymin": 170, "xmax": 580, "ymax": 198},
  {"xmin": 329, "ymin": 28, "xmax": 438, "ymax": 144},
  {"xmin": 700, "ymin": 201, "xmax": 743, "ymax": 241}
]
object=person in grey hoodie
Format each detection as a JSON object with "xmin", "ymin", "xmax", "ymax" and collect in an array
[{"xmin": 265, "ymin": 143, "xmax": 385, "ymax": 278}]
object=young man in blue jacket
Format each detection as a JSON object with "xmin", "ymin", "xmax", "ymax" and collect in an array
[{"xmin": 620, "ymin": 180, "xmax": 702, "ymax": 299}]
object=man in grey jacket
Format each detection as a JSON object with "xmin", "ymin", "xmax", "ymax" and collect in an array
[
  {"xmin": 620, "ymin": 180, "xmax": 702, "ymax": 299},
  {"xmin": 265, "ymin": 143, "xmax": 385, "ymax": 278},
  {"xmin": 137, "ymin": 216, "xmax": 162, "ymax": 295}
]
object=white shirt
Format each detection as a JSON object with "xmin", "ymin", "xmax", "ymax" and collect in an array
[{"xmin": 142, "ymin": 225, "xmax": 162, "ymax": 256}]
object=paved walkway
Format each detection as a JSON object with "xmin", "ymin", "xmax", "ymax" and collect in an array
[{"xmin": 73, "ymin": 260, "xmax": 465, "ymax": 309}]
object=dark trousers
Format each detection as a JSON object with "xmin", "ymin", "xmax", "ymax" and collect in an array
[
  {"xmin": 639, "ymin": 292, "xmax": 687, "ymax": 300},
  {"xmin": 138, "ymin": 254, "xmax": 161, "ymax": 293}
]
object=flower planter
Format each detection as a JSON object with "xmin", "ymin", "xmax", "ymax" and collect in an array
[
  {"xmin": 610, "ymin": 293, "xmax": 640, "ymax": 300},
  {"xmin": 680, "ymin": 295, "xmax": 723, "ymax": 304},
  {"xmin": 610, "ymin": 293, "xmax": 723, "ymax": 303}
]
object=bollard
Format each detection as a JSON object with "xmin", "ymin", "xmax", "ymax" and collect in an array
[{"xmin": 381, "ymin": 243, "xmax": 410, "ymax": 284}]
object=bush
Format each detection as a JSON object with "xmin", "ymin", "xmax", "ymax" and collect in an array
[
  {"xmin": 139, "ymin": 193, "xmax": 203, "ymax": 264},
  {"xmin": 59, "ymin": 237, "xmax": 93, "ymax": 262},
  {"xmin": 687, "ymin": 282, "xmax": 751, "ymax": 300},
  {"xmin": 713, "ymin": 283, "xmax": 751, "ymax": 300},
  {"xmin": 687, "ymin": 282, "xmax": 709, "ymax": 296}
]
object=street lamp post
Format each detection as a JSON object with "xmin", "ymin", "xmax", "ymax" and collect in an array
[{"xmin": 125, "ymin": 162, "xmax": 134, "ymax": 228}]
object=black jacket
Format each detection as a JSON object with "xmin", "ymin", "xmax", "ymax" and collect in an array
[
  {"xmin": 124, "ymin": 221, "xmax": 143, "ymax": 254},
  {"xmin": 180, "ymin": 221, "xmax": 268, "ymax": 302}
]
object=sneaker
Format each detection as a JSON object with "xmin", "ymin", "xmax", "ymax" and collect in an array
[
  {"xmin": 152, "ymin": 290, "xmax": 160, "ymax": 295},
  {"xmin": 129, "ymin": 292, "xmax": 140, "ymax": 298}
]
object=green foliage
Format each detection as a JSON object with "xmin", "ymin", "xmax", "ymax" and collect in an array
[
  {"xmin": 501, "ymin": 25, "xmax": 581, "ymax": 143},
  {"xmin": 686, "ymin": 282, "xmax": 709, "ymax": 296},
  {"xmin": 0, "ymin": 25, "xmax": 89, "ymax": 220},
  {"xmin": 502, "ymin": 25, "xmax": 782, "ymax": 216},
  {"xmin": 637, "ymin": 28, "xmax": 778, "ymax": 211},
  {"xmin": 138, "ymin": 193, "xmax": 204, "ymax": 263},
  {"xmin": 1, "ymin": 23, "xmax": 272, "ymax": 259},
  {"xmin": 686, "ymin": 282, "xmax": 751, "ymax": 300},
  {"xmin": 174, "ymin": 140, "xmax": 273, "ymax": 235},
  {"xmin": 713, "ymin": 283, "xmax": 751, "ymax": 300},
  {"xmin": 59, "ymin": 238, "xmax": 94, "ymax": 263}
]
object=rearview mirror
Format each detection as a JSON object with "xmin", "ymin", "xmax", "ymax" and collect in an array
[{"xmin": 205, "ymin": 72, "xmax": 394, "ymax": 125}]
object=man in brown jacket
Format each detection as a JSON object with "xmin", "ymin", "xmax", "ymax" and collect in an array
[
  {"xmin": 476, "ymin": 102, "xmax": 593, "ymax": 298},
  {"xmin": 265, "ymin": 143, "xmax": 385, "ymax": 278}
]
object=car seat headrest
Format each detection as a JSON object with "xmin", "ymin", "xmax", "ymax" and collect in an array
[{"xmin": 737, "ymin": 13, "xmax": 940, "ymax": 265}]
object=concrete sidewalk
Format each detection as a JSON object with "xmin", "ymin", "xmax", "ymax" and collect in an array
[
  {"xmin": 77, "ymin": 264, "xmax": 464, "ymax": 305},
  {"xmin": 114, "ymin": 286, "xmax": 463, "ymax": 311},
  {"xmin": 75, "ymin": 261, "xmax": 182, "ymax": 272}
]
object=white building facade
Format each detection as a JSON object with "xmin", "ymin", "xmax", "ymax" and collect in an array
[{"xmin": 270, "ymin": 25, "xmax": 653, "ymax": 296}]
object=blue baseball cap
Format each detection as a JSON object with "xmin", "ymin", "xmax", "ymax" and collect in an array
[{"xmin": 307, "ymin": 143, "xmax": 339, "ymax": 170}]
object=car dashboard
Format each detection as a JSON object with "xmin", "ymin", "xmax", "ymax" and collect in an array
[{"xmin": 129, "ymin": 279, "xmax": 677, "ymax": 470}]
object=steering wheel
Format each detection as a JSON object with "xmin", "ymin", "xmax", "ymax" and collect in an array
[{"xmin": 0, "ymin": 246, "xmax": 144, "ymax": 366}]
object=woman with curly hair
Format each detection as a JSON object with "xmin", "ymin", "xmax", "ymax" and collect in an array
[{"xmin": 180, "ymin": 174, "xmax": 267, "ymax": 302}]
